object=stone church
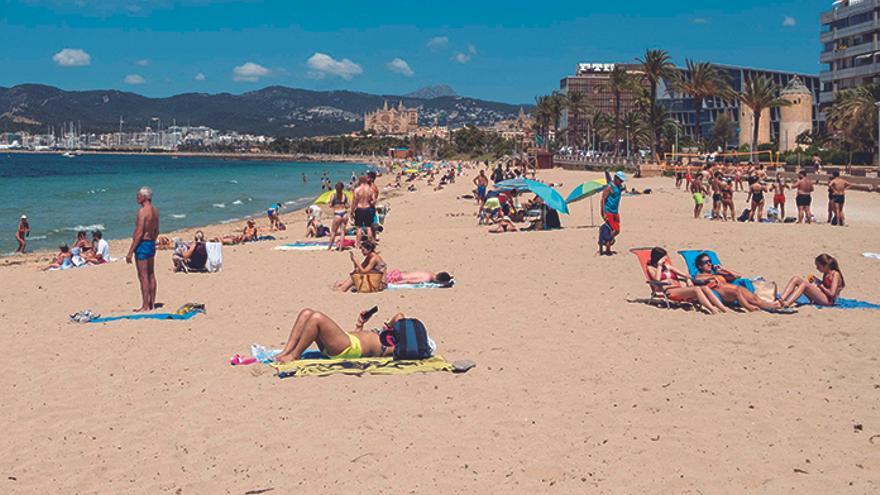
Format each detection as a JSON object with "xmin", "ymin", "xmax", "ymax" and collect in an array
[{"xmin": 364, "ymin": 101, "xmax": 419, "ymax": 135}]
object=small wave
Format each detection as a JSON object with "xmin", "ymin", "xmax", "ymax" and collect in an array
[
  {"xmin": 87, "ymin": 188, "xmax": 108, "ymax": 194},
  {"xmin": 232, "ymin": 200, "xmax": 243, "ymax": 205},
  {"xmin": 220, "ymin": 217, "xmax": 240, "ymax": 224},
  {"xmin": 62, "ymin": 224, "xmax": 105, "ymax": 232},
  {"xmin": 171, "ymin": 214, "xmax": 187, "ymax": 219},
  {"xmin": 212, "ymin": 203, "xmax": 226, "ymax": 208},
  {"xmin": 229, "ymin": 180, "xmax": 239, "ymax": 184},
  {"xmin": 29, "ymin": 235, "xmax": 48, "ymax": 240}
]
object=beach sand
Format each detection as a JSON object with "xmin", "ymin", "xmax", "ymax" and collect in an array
[{"xmin": 1, "ymin": 167, "xmax": 879, "ymax": 493}]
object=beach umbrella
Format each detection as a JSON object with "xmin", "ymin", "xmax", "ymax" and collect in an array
[
  {"xmin": 494, "ymin": 178, "xmax": 568, "ymax": 214},
  {"xmin": 494, "ymin": 178, "xmax": 531, "ymax": 191},
  {"xmin": 313, "ymin": 190, "xmax": 352, "ymax": 205},
  {"xmin": 565, "ymin": 179, "xmax": 607, "ymax": 203}
]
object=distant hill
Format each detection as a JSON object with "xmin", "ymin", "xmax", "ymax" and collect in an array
[
  {"xmin": 405, "ymin": 84, "xmax": 457, "ymax": 99},
  {"xmin": 0, "ymin": 84, "xmax": 526, "ymax": 138}
]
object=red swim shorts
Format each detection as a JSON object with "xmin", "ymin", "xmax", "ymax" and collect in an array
[
  {"xmin": 773, "ymin": 194, "xmax": 785, "ymax": 205},
  {"xmin": 604, "ymin": 212, "xmax": 621, "ymax": 232}
]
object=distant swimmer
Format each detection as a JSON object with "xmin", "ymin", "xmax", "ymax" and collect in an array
[
  {"xmin": 302, "ymin": 173, "xmax": 307, "ymax": 184},
  {"xmin": 15, "ymin": 215, "xmax": 29, "ymax": 254},
  {"xmin": 126, "ymin": 186, "xmax": 160, "ymax": 312}
]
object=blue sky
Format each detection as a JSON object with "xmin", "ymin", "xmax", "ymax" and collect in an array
[{"xmin": 0, "ymin": 0, "xmax": 831, "ymax": 103}]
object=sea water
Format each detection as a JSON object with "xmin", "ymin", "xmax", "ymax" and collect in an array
[{"xmin": 0, "ymin": 153, "xmax": 370, "ymax": 254}]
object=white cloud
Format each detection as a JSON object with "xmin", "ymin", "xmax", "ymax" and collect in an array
[
  {"xmin": 194, "ymin": 72, "xmax": 206, "ymax": 81},
  {"xmin": 52, "ymin": 48, "xmax": 91, "ymax": 67},
  {"xmin": 691, "ymin": 17, "xmax": 709, "ymax": 25},
  {"xmin": 135, "ymin": 59, "xmax": 149, "ymax": 66},
  {"xmin": 386, "ymin": 58, "xmax": 414, "ymax": 77},
  {"xmin": 306, "ymin": 52, "xmax": 363, "ymax": 80},
  {"xmin": 123, "ymin": 74, "xmax": 146, "ymax": 85},
  {"xmin": 783, "ymin": 16, "xmax": 797, "ymax": 27},
  {"xmin": 427, "ymin": 36, "xmax": 449, "ymax": 51},
  {"xmin": 232, "ymin": 62, "xmax": 270, "ymax": 82},
  {"xmin": 452, "ymin": 44, "xmax": 477, "ymax": 64}
]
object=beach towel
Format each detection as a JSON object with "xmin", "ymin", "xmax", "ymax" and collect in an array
[
  {"xmin": 86, "ymin": 310, "xmax": 203, "ymax": 323},
  {"xmin": 205, "ymin": 242, "xmax": 223, "ymax": 272},
  {"xmin": 271, "ymin": 355, "xmax": 456, "ymax": 378},
  {"xmin": 863, "ymin": 252, "xmax": 880, "ymax": 261},
  {"xmin": 795, "ymin": 295, "xmax": 880, "ymax": 309},
  {"xmin": 275, "ymin": 239, "xmax": 355, "ymax": 251},
  {"xmin": 386, "ymin": 282, "xmax": 451, "ymax": 290}
]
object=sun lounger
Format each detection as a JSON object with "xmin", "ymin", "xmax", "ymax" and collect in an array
[
  {"xmin": 629, "ymin": 248, "xmax": 698, "ymax": 311},
  {"xmin": 677, "ymin": 250, "xmax": 755, "ymax": 292}
]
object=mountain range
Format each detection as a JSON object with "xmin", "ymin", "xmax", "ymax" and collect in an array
[{"xmin": 0, "ymin": 84, "xmax": 526, "ymax": 138}]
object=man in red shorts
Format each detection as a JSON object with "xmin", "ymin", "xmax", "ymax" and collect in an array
[{"xmin": 599, "ymin": 171, "xmax": 625, "ymax": 256}]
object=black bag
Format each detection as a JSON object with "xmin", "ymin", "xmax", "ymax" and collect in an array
[{"xmin": 392, "ymin": 318, "xmax": 432, "ymax": 360}]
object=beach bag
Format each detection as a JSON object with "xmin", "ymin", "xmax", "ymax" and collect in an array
[
  {"xmin": 391, "ymin": 318, "xmax": 433, "ymax": 360},
  {"xmin": 751, "ymin": 280, "xmax": 777, "ymax": 304},
  {"xmin": 351, "ymin": 272, "xmax": 386, "ymax": 293}
]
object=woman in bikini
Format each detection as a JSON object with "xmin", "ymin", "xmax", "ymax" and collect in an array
[
  {"xmin": 326, "ymin": 182, "xmax": 350, "ymax": 251},
  {"xmin": 780, "ymin": 254, "xmax": 844, "ymax": 307},
  {"xmin": 646, "ymin": 247, "xmax": 728, "ymax": 314},
  {"xmin": 273, "ymin": 308, "xmax": 404, "ymax": 362},
  {"xmin": 334, "ymin": 240, "xmax": 386, "ymax": 292},
  {"xmin": 692, "ymin": 252, "xmax": 787, "ymax": 312}
]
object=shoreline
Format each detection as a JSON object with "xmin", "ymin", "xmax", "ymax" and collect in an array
[{"xmin": 1, "ymin": 149, "xmax": 388, "ymax": 164}]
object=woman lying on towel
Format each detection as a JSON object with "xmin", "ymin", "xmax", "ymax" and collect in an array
[
  {"xmin": 272, "ymin": 307, "xmax": 403, "ymax": 362},
  {"xmin": 647, "ymin": 247, "xmax": 729, "ymax": 314},
  {"xmin": 693, "ymin": 252, "xmax": 786, "ymax": 312},
  {"xmin": 334, "ymin": 240, "xmax": 386, "ymax": 292},
  {"xmin": 780, "ymin": 253, "xmax": 845, "ymax": 307},
  {"xmin": 384, "ymin": 270, "xmax": 454, "ymax": 286}
]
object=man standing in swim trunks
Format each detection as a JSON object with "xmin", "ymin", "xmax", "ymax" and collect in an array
[
  {"xmin": 473, "ymin": 170, "xmax": 489, "ymax": 207},
  {"xmin": 793, "ymin": 171, "xmax": 814, "ymax": 224},
  {"xmin": 710, "ymin": 172, "xmax": 723, "ymax": 220},
  {"xmin": 126, "ymin": 186, "xmax": 159, "ymax": 312},
  {"xmin": 772, "ymin": 173, "xmax": 788, "ymax": 219},
  {"xmin": 691, "ymin": 172, "xmax": 705, "ymax": 219},
  {"xmin": 828, "ymin": 171, "xmax": 851, "ymax": 226},
  {"xmin": 351, "ymin": 176, "xmax": 374, "ymax": 249}
]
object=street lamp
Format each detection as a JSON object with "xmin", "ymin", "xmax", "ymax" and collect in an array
[{"xmin": 625, "ymin": 125, "xmax": 631, "ymax": 161}]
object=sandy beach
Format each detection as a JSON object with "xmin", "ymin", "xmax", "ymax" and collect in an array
[{"xmin": 1, "ymin": 166, "xmax": 879, "ymax": 493}]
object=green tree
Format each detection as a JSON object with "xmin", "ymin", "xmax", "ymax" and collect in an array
[
  {"xmin": 738, "ymin": 75, "xmax": 790, "ymax": 161},
  {"xmin": 563, "ymin": 91, "xmax": 590, "ymax": 148},
  {"xmin": 674, "ymin": 60, "xmax": 732, "ymax": 149},
  {"xmin": 708, "ymin": 113, "xmax": 737, "ymax": 150},
  {"xmin": 825, "ymin": 84, "xmax": 880, "ymax": 164},
  {"xmin": 637, "ymin": 49, "xmax": 676, "ymax": 158},
  {"xmin": 609, "ymin": 65, "xmax": 638, "ymax": 155}
]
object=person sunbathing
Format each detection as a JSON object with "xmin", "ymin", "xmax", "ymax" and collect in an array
[
  {"xmin": 385, "ymin": 270, "xmax": 453, "ymax": 286},
  {"xmin": 489, "ymin": 216, "xmax": 518, "ymax": 233},
  {"xmin": 156, "ymin": 236, "xmax": 174, "ymax": 250},
  {"xmin": 646, "ymin": 247, "xmax": 728, "ymax": 314},
  {"xmin": 273, "ymin": 308, "xmax": 403, "ymax": 362},
  {"xmin": 221, "ymin": 220, "xmax": 258, "ymax": 245},
  {"xmin": 692, "ymin": 252, "xmax": 785, "ymax": 312},
  {"xmin": 779, "ymin": 253, "xmax": 844, "ymax": 307},
  {"xmin": 173, "ymin": 231, "xmax": 208, "ymax": 272},
  {"xmin": 334, "ymin": 240, "xmax": 386, "ymax": 292},
  {"xmin": 44, "ymin": 244, "xmax": 72, "ymax": 271}
]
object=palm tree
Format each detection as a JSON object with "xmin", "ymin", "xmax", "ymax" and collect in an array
[
  {"xmin": 609, "ymin": 65, "xmax": 637, "ymax": 155},
  {"xmin": 825, "ymin": 84, "xmax": 880, "ymax": 164},
  {"xmin": 708, "ymin": 112, "xmax": 737, "ymax": 151},
  {"xmin": 637, "ymin": 49, "xmax": 676, "ymax": 158},
  {"xmin": 532, "ymin": 95, "xmax": 553, "ymax": 148},
  {"xmin": 738, "ymin": 76, "xmax": 790, "ymax": 161},
  {"xmin": 674, "ymin": 60, "xmax": 732, "ymax": 149},
  {"xmin": 564, "ymin": 92, "xmax": 590, "ymax": 149}
]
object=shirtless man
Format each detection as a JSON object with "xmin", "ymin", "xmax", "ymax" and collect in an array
[
  {"xmin": 350, "ymin": 176, "xmax": 374, "ymax": 248},
  {"xmin": 473, "ymin": 170, "xmax": 489, "ymax": 207},
  {"xmin": 710, "ymin": 172, "xmax": 723, "ymax": 220},
  {"xmin": 793, "ymin": 171, "xmax": 814, "ymax": 224},
  {"xmin": 126, "ymin": 186, "xmax": 160, "ymax": 312},
  {"xmin": 772, "ymin": 174, "xmax": 788, "ymax": 219},
  {"xmin": 15, "ymin": 215, "xmax": 29, "ymax": 254},
  {"xmin": 828, "ymin": 171, "xmax": 851, "ymax": 226},
  {"xmin": 691, "ymin": 173, "xmax": 706, "ymax": 219},
  {"xmin": 367, "ymin": 171, "xmax": 380, "ymax": 242}
]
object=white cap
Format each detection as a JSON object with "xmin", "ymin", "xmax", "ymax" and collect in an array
[{"xmin": 20, "ymin": 215, "xmax": 27, "ymax": 219}]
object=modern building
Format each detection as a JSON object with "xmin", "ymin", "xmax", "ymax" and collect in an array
[
  {"xmin": 364, "ymin": 100, "xmax": 419, "ymax": 135},
  {"xmin": 819, "ymin": 0, "xmax": 880, "ymax": 104},
  {"xmin": 660, "ymin": 65, "xmax": 822, "ymax": 149},
  {"xmin": 558, "ymin": 63, "xmax": 648, "ymax": 138}
]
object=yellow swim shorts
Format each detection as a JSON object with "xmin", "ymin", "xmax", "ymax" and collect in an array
[{"xmin": 327, "ymin": 332, "xmax": 363, "ymax": 359}]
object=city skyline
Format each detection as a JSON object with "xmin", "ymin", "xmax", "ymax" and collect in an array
[{"xmin": 1, "ymin": 0, "xmax": 833, "ymax": 104}]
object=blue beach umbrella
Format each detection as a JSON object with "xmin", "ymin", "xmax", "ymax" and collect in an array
[
  {"xmin": 494, "ymin": 178, "xmax": 531, "ymax": 191},
  {"xmin": 495, "ymin": 178, "xmax": 569, "ymax": 215}
]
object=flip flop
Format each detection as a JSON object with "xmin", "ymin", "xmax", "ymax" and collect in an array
[{"xmin": 229, "ymin": 354, "xmax": 257, "ymax": 366}]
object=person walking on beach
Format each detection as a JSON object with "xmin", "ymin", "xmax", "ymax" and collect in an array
[
  {"xmin": 794, "ymin": 171, "xmax": 814, "ymax": 224},
  {"xmin": 828, "ymin": 171, "xmax": 851, "ymax": 226},
  {"xmin": 126, "ymin": 186, "xmax": 159, "ymax": 312},
  {"xmin": 15, "ymin": 215, "xmax": 29, "ymax": 254},
  {"xmin": 599, "ymin": 171, "xmax": 625, "ymax": 256},
  {"xmin": 351, "ymin": 176, "xmax": 374, "ymax": 249}
]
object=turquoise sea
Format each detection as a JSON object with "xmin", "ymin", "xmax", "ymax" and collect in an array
[{"xmin": 0, "ymin": 153, "xmax": 370, "ymax": 255}]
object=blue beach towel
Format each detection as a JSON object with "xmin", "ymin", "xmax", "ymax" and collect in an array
[
  {"xmin": 795, "ymin": 295, "xmax": 880, "ymax": 309},
  {"xmin": 90, "ymin": 310, "xmax": 203, "ymax": 323}
]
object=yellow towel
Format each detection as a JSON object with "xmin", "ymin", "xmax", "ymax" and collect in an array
[{"xmin": 270, "ymin": 355, "xmax": 453, "ymax": 378}]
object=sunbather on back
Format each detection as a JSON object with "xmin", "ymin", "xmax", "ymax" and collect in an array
[
  {"xmin": 646, "ymin": 247, "xmax": 728, "ymax": 315},
  {"xmin": 693, "ymin": 252, "xmax": 784, "ymax": 312},
  {"xmin": 272, "ymin": 308, "xmax": 404, "ymax": 362}
]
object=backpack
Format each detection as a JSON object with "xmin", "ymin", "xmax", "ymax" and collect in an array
[{"xmin": 391, "ymin": 318, "xmax": 433, "ymax": 360}]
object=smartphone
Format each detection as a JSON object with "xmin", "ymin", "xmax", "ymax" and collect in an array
[{"xmin": 362, "ymin": 306, "xmax": 379, "ymax": 320}]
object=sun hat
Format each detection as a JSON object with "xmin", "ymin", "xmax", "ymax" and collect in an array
[{"xmin": 615, "ymin": 171, "xmax": 627, "ymax": 182}]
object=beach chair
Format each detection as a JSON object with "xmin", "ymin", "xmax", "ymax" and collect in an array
[
  {"xmin": 677, "ymin": 250, "xmax": 755, "ymax": 293},
  {"xmin": 629, "ymin": 248, "xmax": 697, "ymax": 311}
]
